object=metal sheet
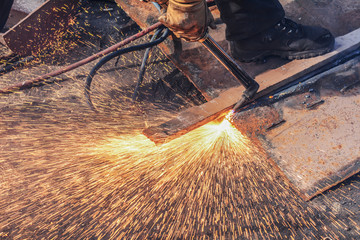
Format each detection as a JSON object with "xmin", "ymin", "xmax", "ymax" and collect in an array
[
  {"xmin": 3, "ymin": 0, "xmax": 79, "ymax": 56},
  {"xmin": 257, "ymin": 60, "xmax": 360, "ymax": 200},
  {"xmin": 143, "ymin": 28, "xmax": 360, "ymax": 144}
]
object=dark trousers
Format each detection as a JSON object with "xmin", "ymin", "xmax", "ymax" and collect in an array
[
  {"xmin": 214, "ymin": 0, "xmax": 285, "ymax": 40},
  {"xmin": 0, "ymin": 0, "xmax": 14, "ymax": 32}
]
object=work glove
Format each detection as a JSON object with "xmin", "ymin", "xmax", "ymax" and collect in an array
[{"xmin": 158, "ymin": 0, "xmax": 216, "ymax": 41}]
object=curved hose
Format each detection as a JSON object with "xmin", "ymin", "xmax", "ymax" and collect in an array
[
  {"xmin": 84, "ymin": 27, "xmax": 169, "ymax": 110},
  {"xmin": 132, "ymin": 28, "xmax": 164, "ymax": 101}
]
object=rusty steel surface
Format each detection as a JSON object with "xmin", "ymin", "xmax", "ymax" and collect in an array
[
  {"xmin": 143, "ymin": 28, "xmax": 360, "ymax": 144},
  {"xmin": 114, "ymin": 0, "xmax": 161, "ymax": 29},
  {"xmin": 116, "ymin": 0, "xmax": 360, "ymax": 101},
  {"xmin": 259, "ymin": 59, "xmax": 360, "ymax": 200},
  {"xmin": 115, "ymin": 0, "xmax": 242, "ymax": 100},
  {"xmin": 3, "ymin": 0, "xmax": 79, "ymax": 56}
]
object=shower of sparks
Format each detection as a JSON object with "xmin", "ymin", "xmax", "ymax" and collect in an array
[
  {"xmin": 0, "ymin": 101, "xmax": 357, "ymax": 239},
  {"xmin": 0, "ymin": 1, "xmax": 359, "ymax": 239}
]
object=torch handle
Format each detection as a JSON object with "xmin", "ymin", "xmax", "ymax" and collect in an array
[
  {"xmin": 199, "ymin": 33, "xmax": 259, "ymax": 110},
  {"xmin": 199, "ymin": 34, "xmax": 259, "ymax": 90}
]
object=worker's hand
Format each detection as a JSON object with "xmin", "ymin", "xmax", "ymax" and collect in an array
[{"xmin": 158, "ymin": 0, "xmax": 216, "ymax": 41}]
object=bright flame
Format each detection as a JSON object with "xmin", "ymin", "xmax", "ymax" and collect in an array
[{"xmin": 90, "ymin": 111, "xmax": 251, "ymax": 165}]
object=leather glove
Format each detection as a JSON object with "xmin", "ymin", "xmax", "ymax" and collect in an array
[{"xmin": 158, "ymin": 0, "xmax": 216, "ymax": 41}]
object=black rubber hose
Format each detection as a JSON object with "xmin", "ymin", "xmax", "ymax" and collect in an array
[
  {"xmin": 132, "ymin": 1, "xmax": 163, "ymax": 101},
  {"xmin": 132, "ymin": 28, "xmax": 163, "ymax": 101},
  {"xmin": 84, "ymin": 27, "xmax": 169, "ymax": 110}
]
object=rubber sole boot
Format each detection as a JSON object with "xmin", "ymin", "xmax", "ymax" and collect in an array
[{"xmin": 230, "ymin": 18, "xmax": 335, "ymax": 62}]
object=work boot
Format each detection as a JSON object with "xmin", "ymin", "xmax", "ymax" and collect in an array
[{"xmin": 230, "ymin": 18, "xmax": 335, "ymax": 62}]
